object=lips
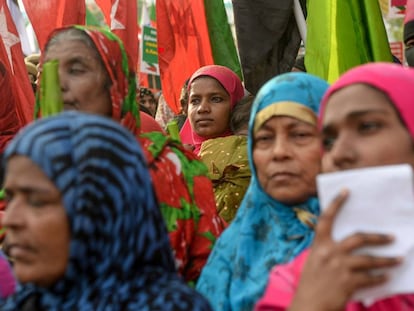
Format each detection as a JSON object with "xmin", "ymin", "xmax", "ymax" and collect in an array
[
  {"xmin": 196, "ymin": 118, "xmax": 214, "ymax": 124},
  {"xmin": 7, "ymin": 243, "xmax": 34, "ymax": 260},
  {"xmin": 269, "ymin": 172, "xmax": 298, "ymax": 182}
]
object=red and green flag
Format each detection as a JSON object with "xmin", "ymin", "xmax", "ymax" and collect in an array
[{"xmin": 156, "ymin": 0, "xmax": 241, "ymax": 114}]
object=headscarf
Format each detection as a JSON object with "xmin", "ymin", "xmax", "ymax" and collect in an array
[
  {"xmin": 40, "ymin": 25, "xmax": 140, "ymax": 134},
  {"xmin": 180, "ymin": 65, "xmax": 245, "ymax": 154},
  {"xmin": 320, "ymin": 62, "xmax": 414, "ymax": 139},
  {"xmin": 0, "ymin": 112, "xmax": 211, "ymax": 311},
  {"xmin": 196, "ymin": 72, "xmax": 329, "ymax": 311}
]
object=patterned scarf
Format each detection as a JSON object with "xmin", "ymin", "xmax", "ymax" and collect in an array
[
  {"xmin": 196, "ymin": 72, "xmax": 329, "ymax": 311},
  {"xmin": 0, "ymin": 112, "xmax": 211, "ymax": 311}
]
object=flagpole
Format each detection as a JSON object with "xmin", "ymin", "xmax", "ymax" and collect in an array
[{"xmin": 293, "ymin": 0, "xmax": 307, "ymax": 46}]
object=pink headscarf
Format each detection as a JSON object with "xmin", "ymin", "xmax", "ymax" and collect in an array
[
  {"xmin": 319, "ymin": 62, "xmax": 414, "ymax": 139},
  {"xmin": 180, "ymin": 65, "xmax": 244, "ymax": 154}
]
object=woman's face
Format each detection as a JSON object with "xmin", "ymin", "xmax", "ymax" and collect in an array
[
  {"xmin": 188, "ymin": 76, "xmax": 231, "ymax": 138},
  {"xmin": 321, "ymin": 84, "xmax": 414, "ymax": 172},
  {"xmin": 253, "ymin": 116, "xmax": 321, "ymax": 204},
  {"xmin": 44, "ymin": 39, "xmax": 112, "ymax": 117},
  {"xmin": 139, "ymin": 94, "xmax": 157, "ymax": 117},
  {"xmin": 2, "ymin": 156, "xmax": 70, "ymax": 287}
]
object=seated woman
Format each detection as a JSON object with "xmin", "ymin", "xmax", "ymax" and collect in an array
[
  {"xmin": 196, "ymin": 72, "xmax": 329, "ymax": 311},
  {"xmin": 255, "ymin": 63, "xmax": 414, "ymax": 311},
  {"xmin": 39, "ymin": 26, "xmax": 225, "ymax": 284},
  {"xmin": 0, "ymin": 112, "xmax": 212, "ymax": 310},
  {"xmin": 199, "ymin": 95, "xmax": 254, "ymax": 223},
  {"xmin": 179, "ymin": 65, "xmax": 245, "ymax": 155}
]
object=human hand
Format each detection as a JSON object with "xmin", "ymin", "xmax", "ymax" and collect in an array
[{"xmin": 288, "ymin": 189, "xmax": 402, "ymax": 311}]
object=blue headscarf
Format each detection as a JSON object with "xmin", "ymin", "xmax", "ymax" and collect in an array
[
  {"xmin": 196, "ymin": 73, "xmax": 329, "ymax": 311},
  {"xmin": 1, "ymin": 112, "xmax": 211, "ymax": 311}
]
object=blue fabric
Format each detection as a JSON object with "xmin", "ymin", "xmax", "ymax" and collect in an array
[
  {"xmin": 196, "ymin": 73, "xmax": 329, "ymax": 311},
  {"xmin": 1, "ymin": 112, "xmax": 211, "ymax": 311}
]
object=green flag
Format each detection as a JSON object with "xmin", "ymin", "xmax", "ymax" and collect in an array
[
  {"xmin": 204, "ymin": 0, "xmax": 242, "ymax": 80},
  {"xmin": 306, "ymin": 0, "xmax": 393, "ymax": 83}
]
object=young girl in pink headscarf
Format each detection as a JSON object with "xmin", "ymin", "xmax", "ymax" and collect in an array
[
  {"xmin": 179, "ymin": 65, "xmax": 245, "ymax": 155},
  {"xmin": 255, "ymin": 63, "xmax": 414, "ymax": 311}
]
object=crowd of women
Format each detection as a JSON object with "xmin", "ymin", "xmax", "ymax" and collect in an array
[{"xmin": 1, "ymin": 23, "xmax": 414, "ymax": 311}]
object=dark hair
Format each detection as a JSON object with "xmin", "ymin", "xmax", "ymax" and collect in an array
[
  {"xmin": 230, "ymin": 95, "xmax": 254, "ymax": 134},
  {"xmin": 179, "ymin": 79, "xmax": 190, "ymax": 115}
]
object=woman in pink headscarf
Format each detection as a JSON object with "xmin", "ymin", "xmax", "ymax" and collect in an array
[
  {"xmin": 180, "ymin": 65, "xmax": 245, "ymax": 155},
  {"xmin": 255, "ymin": 63, "xmax": 414, "ymax": 311}
]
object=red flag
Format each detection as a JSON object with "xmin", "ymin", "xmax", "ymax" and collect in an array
[
  {"xmin": 0, "ymin": 1, "xmax": 34, "ymax": 126},
  {"xmin": 95, "ymin": 0, "xmax": 138, "ymax": 71},
  {"xmin": 21, "ymin": 0, "xmax": 86, "ymax": 50},
  {"xmin": 156, "ymin": 0, "xmax": 214, "ymax": 114}
]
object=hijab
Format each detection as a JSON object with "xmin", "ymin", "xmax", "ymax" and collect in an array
[
  {"xmin": 180, "ymin": 65, "xmax": 245, "ymax": 154},
  {"xmin": 320, "ymin": 62, "xmax": 414, "ymax": 139},
  {"xmin": 0, "ymin": 112, "xmax": 211, "ymax": 311},
  {"xmin": 196, "ymin": 72, "xmax": 329, "ymax": 311}
]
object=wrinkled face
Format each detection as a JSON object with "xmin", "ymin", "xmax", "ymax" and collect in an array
[
  {"xmin": 139, "ymin": 94, "xmax": 157, "ymax": 116},
  {"xmin": 322, "ymin": 84, "xmax": 414, "ymax": 172},
  {"xmin": 188, "ymin": 76, "xmax": 231, "ymax": 138},
  {"xmin": 2, "ymin": 156, "xmax": 70, "ymax": 287},
  {"xmin": 44, "ymin": 39, "xmax": 112, "ymax": 117},
  {"xmin": 253, "ymin": 116, "xmax": 321, "ymax": 204}
]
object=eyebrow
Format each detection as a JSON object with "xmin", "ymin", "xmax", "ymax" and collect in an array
[
  {"xmin": 322, "ymin": 109, "xmax": 388, "ymax": 132},
  {"xmin": 4, "ymin": 185, "xmax": 55, "ymax": 195}
]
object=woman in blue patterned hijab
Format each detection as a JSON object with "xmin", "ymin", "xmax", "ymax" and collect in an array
[
  {"xmin": 196, "ymin": 72, "xmax": 329, "ymax": 311},
  {"xmin": 0, "ymin": 112, "xmax": 211, "ymax": 311}
]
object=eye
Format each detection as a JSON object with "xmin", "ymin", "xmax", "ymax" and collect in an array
[
  {"xmin": 189, "ymin": 98, "xmax": 200, "ymax": 105},
  {"xmin": 68, "ymin": 64, "xmax": 86, "ymax": 75},
  {"xmin": 254, "ymin": 133, "xmax": 274, "ymax": 149},
  {"xmin": 211, "ymin": 96, "xmax": 223, "ymax": 103},
  {"xmin": 358, "ymin": 121, "xmax": 382, "ymax": 133},
  {"xmin": 322, "ymin": 135, "xmax": 336, "ymax": 151},
  {"xmin": 290, "ymin": 130, "xmax": 315, "ymax": 144}
]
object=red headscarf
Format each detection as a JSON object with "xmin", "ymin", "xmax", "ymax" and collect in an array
[{"xmin": 180, "ymin": 65, "xmax": 244, "ymax": 154}]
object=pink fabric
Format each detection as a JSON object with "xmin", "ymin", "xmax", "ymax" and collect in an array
[
  {"xmin": 179, "ymin": 65, "xmax": 244, "ymax": 154},
  {"xmin": 255, "ymin": 249, "xmax": 414, "ymax": 311},
  {"xmin": 319, "ymin": 63, "xmax": 414, "ymax": 139},
  {"xmin": 0, "ymin": 252, "xmax": 16, "ymax": 298},
  {"xmin": 405, "ymin": 0, "xmax": 414, "ymax": 23}
]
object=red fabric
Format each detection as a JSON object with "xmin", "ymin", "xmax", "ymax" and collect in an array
[
  {"xmin": 140, "ymin": 111, "xmax": 164, "ymax": 133},
  {"xmin": 22, "ymin": 0, "xmax": 85, "ymax": 50},
  {"xmin": 392, "ymin": 0, "xmax": 407, "ymax": 6},
  {"xmin": 156, "ymin": 0, "xmax": 214, "ymax": 114},
  {"xmin": 0, "ymin": 1, "xmax": 33, "ymax": 127},
  {"xmin": 255, "ymin": 250, "xmax": 414, "ymax": 311},
  {"xmin": 95, "ymin": 0, "xmax": 138, "ymax": 71}
]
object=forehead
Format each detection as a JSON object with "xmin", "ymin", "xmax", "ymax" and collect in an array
[
  {"xmin": 189, "ymin": 76, "xmax": 227, "ymax": 95},
  {"xmin": 44, "ymin": 39, "xmax": 99, "ymax": 63},
  {"xmin": 322, "ymin": 84, "xmax": 394, "ymax": 125}
]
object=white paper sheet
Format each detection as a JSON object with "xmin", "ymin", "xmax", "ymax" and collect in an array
[{"xmin": 316, "ymin": 164, "xmax": 414, "ymax": 305}]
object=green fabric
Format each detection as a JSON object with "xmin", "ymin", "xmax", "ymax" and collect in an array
[
  {"xmin": 204, "ymin": 0, "xmax": 243, "ymax": 80},
  {"xmin": 306, "ymin": 0, "xmax": 393, "ymax": 83},
  {"xmin": 36, "ymin": 60, "xmax": 64, "ymax": 118},
  {"xmin": 199, "ymin": 135, "xmax": 251, "ymax": 223}
]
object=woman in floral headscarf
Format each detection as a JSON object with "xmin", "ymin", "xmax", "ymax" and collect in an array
[
  {"xmin": 196, "ymin": 72, "xmax": 329, "ymax": 311},
  {"xmin": 38, "ymin": 25, "xmax": 225, "ymax": 284}
]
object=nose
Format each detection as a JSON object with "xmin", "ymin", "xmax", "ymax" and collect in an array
[
  {"xmin": 2, "ymin": 197, "xmax": 25, "ymax": 230},
  {"xmin": 327, "ymin": 133, "xmax": 357, "ymax": 171},
  {"xmin": 271, "ymin": 135, "xmax": 293, "ymax": 161},
  {"xmin": 197, "ymin": 98, "xmax": 211, "ymax": 113}
]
